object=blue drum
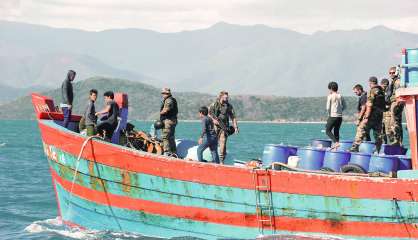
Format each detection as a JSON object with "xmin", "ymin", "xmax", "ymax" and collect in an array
[
  {"xmin": 297, "ymin": 148, "xmax": 326, "ymax": 170},
  {"xmin": 337, "ymin": 140, "xmax": 353, "ymax": 151},
  {"xmin": 369, "ymin": 155, "xmax": 399, "ymax": 174},
  {"xmin": 359, "ymin": 141, "xmax": 376, "ymax": 154},
  {"xmin": 349, "ymin": 152, "xmax": 372, "ymax": 172},
  {"xmin": 322, "ymin": 150, "xmax": 351, "ymax": 172},
  {"xmin": 379, "ymin": 144, "xmax": 407, "ymax": 155},
  {"xmin": 396, "ymin": 155, "xmax": 412, "ymax": 170},
  {"xmin": 262, "ymin": 144, "xmax": 297, "ymax": 166},
  {"xmin": 402, "ymin": 48, "xmax": 418, "ymax": 87},
  {"xmin": 311, "ymin": 139, "xmax": 332, "ymax": 149}
]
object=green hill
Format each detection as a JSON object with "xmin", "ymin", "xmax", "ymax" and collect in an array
[{"xmin": 0, "ymin": 77, "xmax": 358, "ymax": 121}]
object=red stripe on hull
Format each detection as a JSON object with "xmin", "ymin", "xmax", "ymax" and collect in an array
[
  {"xmin": 39, "ymin": 121, "xmax": 418, "ymax": 202},
  {"xmin": 50, "ymin": 167, "xmax": 418, "ymax": 238}
]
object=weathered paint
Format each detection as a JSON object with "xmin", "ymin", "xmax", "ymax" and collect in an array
[
  {"xmin": 51, "ymin": 167, "xmax": 418, "ymax": 239},
  {"xmin": 39, "ymin": 120, "xmax": 418, "ymax": 201},
  {"xmin": 47, "ymin": 150, "xmax": 418, "ymax": 223},
  {"xmin": 40, "ymin": 134, "xmax": 418, "ymax": 239},
  {"xmin": 32, "ymin": 92, "xmax": 418, "ymax": 239}
]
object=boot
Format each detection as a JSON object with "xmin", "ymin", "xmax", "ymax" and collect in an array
[{"xmin": 349, "ymin": 145, "xmax": 359, "ymax": 152}]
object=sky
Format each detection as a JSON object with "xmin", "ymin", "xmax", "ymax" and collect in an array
[{"xmin": 1, "ymin": 0, "xmax": 418, "ymax": 34}]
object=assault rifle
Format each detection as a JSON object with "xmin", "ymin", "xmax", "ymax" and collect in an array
[{"xmin": 212, "ymin": 116, "xmax": 236, "ymax": 136}]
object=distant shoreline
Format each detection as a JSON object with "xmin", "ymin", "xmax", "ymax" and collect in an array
[
  {"xmin": 0, "ymin": 119, "xmax": 331, "ymax": 124},
  {"xmin": 177, "ymin": 120, "xmax": 332, "ymax": 124}
]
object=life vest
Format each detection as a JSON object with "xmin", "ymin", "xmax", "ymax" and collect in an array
[
  {"xmin": 370, "ymin": 86, "xmax": 385, "ymax": 112},
  {"xmin": 160, "ymin": 96, "xmax": 178, "ymax": 120}
]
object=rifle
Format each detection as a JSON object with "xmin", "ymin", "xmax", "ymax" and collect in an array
[{"xmin": 212, "ymin": 116, "xmax": 235, "ymax": 136}]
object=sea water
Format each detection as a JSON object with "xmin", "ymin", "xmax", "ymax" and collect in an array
[{"xmin": 0, "ymin": 120, "xmax": 408, "ymax": 240}]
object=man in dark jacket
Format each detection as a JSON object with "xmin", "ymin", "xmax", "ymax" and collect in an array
[
  {"xmin": 96, "ymin": 91, "xmax": 120, "ymax": 140},
  {"xmin": 79, "ymin": 89, "xmax": 98, "ymax": 136},
  {"xmin": 61, "ymin": 70, "xmax": 76, "ymax": 128}
]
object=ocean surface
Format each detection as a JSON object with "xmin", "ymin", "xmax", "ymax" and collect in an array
[{"xmin": 0, "ymin": 120, "xmax": 409, "ymax": 240}]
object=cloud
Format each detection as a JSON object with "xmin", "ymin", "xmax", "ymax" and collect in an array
[{"xmin": 1, "ymin": 0, "xmax": 418, "ymax": 34}]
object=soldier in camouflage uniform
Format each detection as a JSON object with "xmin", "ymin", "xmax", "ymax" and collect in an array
[
  {"xmin": 350, "ymin": 77, "xmax": 385, "ymax": 153},
  {"xmin": 209, "ymin": 91, "xmax": 239, "ymax": 164},
  {"xmin": 160, "ymin": 88, "xmax": 178, "ymax": 155},
  {"xmin": 380, "ymin": 78, "xmax": 393, "ymax": 144},
  {"xmin": 387, "ymin": 66, "xmax": 404, "ymax": 145}
]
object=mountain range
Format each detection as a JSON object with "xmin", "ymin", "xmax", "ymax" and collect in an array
[
  {"xmin": 0, "ymin": 77, "xmax": 358, "ymax": 121},
  {"xmin": 1, "ymin": 20, "xmax": 417, "ymax": 102}
]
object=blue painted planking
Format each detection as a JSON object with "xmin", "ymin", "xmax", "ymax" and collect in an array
[
  {"xmin": 398, "ymin": 170, "xmax": 418, "ymax": 179},
  {"xmin": 55, "ymin": 183, "xmax": 261, "ymax": 239},
  {"xmin": 48, "ymin": 156, "xmax": 418, "ymax": 224},
  {"xmin": 55, "ymin": 181, "xmax": 415, "ymax": 240}
]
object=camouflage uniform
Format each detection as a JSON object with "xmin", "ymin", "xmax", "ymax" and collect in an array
[
  {"xmin": 351, "ymin": 86, "xmax": 385, "ymax": 152},
  {"xmin": 388, "ymin": 77, "xmax": 404, "ymax": 145},
  {"xmin": 382, "ymin": 85, "xmax": 393, "ymax": 144},
  {"xmin": 160, "ymin": 95, "xmax": 178, "ymax": 154},
  {"xmin": 209, "ymin": 101, "xmax": 236, "ymax": 163},
  {"xmin": 382, "ymin": 111, "xmax": 393, "ymax": 144}
]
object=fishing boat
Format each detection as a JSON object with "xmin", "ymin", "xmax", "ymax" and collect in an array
[{"xmin": 32, "ymin": 49, "xmax": 418, "ymax": 239}]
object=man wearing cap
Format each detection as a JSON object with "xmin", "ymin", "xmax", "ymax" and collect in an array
[
  {"xmin": 350, "ymin": 77, "xmax": 385, "ymax": 152},
  {"xmin": 209, "ymin": 91, "xmax": 239, "ymax": 164},
  {"xmin": 386, "ymin": 66, "xmax": 404, "ymax": 145},
  {"xmin": 160, "ymin": 88, "xmax": 178, "ymax": 155}
]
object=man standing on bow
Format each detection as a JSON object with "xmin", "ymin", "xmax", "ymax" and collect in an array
[
  {"xmin": 61, "ymin": 70, "xmax": 76, "ymax": 129},
  {"xmin": 160, "ymin": 88, "xmax": 178, "ymax": 155},
  {"xmin": 209, "ymin": 91, "xmax": 239, "ymax": 164}
]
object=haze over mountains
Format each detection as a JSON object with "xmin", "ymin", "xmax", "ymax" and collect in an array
[{"xmin": 1, "ymin": 20, "xmax": 418, "ymax": 100}]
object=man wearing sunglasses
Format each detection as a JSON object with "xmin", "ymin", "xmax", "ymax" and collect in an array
[{"xmin": 386, "ymin": 66, "xmax": 404, "ymax": 145}]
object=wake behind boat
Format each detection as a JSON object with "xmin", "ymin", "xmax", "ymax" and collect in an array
[{"xmin": 31, "ymin": 49, "xmax": 418, "ymax": 239}]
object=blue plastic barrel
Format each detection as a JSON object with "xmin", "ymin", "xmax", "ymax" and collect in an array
[
  {"xmin": 311, "ymin": 139, "xmax": 332, "ymax": 149},
  {"xmin": 369, "ymin": 155, "xmax": 399, "ymax": 174},
  {"xmin": 297, "ymin": 148, "xmax": 326, "ymax": 170},
  {"xmin": 323, "ymin": 151, "xmax": 351, "ymax": 172},
  {"xmin": 337, "ymin": 140, "xmax": 353, "ymax": 151},
  {"xmin": 288, "ymin": 146, "xmax": 298, "ymax": 156},
  {"xmin": 379, "ymin": 144, "xmax": 407, "ymax": 155},
  {"xmin": 349, "ymin": 152, "xmax": 372, "ymax": 172},
  {"xmin": 359, "ymin": 141, "xmax": 376, "ymax": 154},
  {"xmin": 402, "ymin": 48, "xmax": 418, "ymax": 87},
  {"xmin": 396, "ymin": 155, "xmax": 412, "ymax": 170},
  {"xmin": 262, "ymin": 144, "xmax": 297, "ymax": 166}
]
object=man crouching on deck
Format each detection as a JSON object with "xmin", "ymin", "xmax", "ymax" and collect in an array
[{"xmin": 95, "ymin": 91, "xmax": 119, "ymax": 141}]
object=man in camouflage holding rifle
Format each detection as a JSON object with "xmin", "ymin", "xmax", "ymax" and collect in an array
[
  {"xmin": 386, "ymin": 66, "xmax": 404, "ymax": 145},
  {"xmin": 209, "ymin": 91, "xmax": 239, "ymax": 164},
  {"xmin": 160, "ymin": 88, "xmax": 178, "ymax": 155}
]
